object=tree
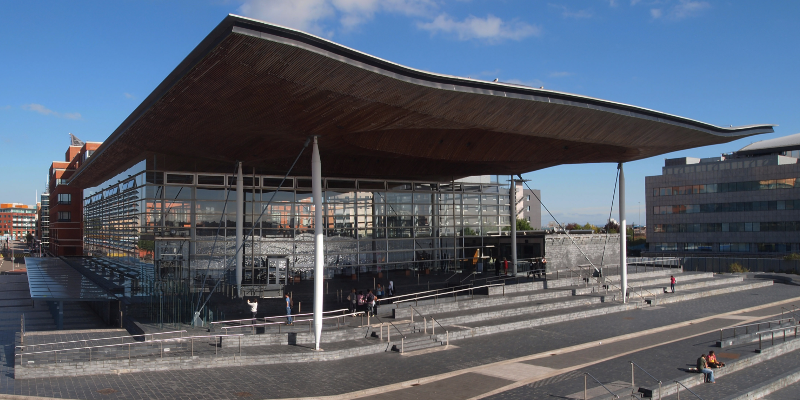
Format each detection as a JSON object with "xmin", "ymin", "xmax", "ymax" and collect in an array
[
  {"xmin": 582, "ymin": 223, "xmax": 600, "ymax": 233},
  {"xmin": 564, "ymin": 222, "xmax": 582, "ymax": 230},
  {"xmin": 604, "ymin": 221, "xmax": 619, "ymax": 233},
  {"xmin": 516, "ymin": 218, "xmax": 533, "ymax": 231}
]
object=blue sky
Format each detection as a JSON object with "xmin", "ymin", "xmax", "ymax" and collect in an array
[{"xmin": 1, "ymin": 1, "xmax": 798, "ymax": 227}]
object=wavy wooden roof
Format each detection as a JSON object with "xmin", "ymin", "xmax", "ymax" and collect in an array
[{"xmin": 70, "ymin": 14, "xmax": 774, "ymax": 187}]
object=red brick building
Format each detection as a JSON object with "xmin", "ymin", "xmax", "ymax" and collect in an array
[
  {"xmin": 48, "ymin": 136, "xmax": 101, "ymax": 256},
  {"xmin": 0, "ymin": 203, "xmax": 37, "ymax": 241}
]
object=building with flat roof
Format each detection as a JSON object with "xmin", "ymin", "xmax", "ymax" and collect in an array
[
  {"xmin": 48, "ymin": 134, "xmax": 102, "ymax": 256},
  {"xmin": 646, "ymin": 132, "xmax": 800, "ymax": 256},
  {"xmin": 521, "ymin": 188, "xmax": 542, "ymax": 228},
  {"xmin": 46, "ymin": 15, "xmax": 773, "ymax": 331},
  {"xmin": 0, "ymin": 203, "xmax": 37, "ymax": 241}
]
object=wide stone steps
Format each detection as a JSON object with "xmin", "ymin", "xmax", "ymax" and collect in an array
[
  {"xmin": 419, "ymin": 296, "xmax": 602, "ymax": 327},
  {"xmin": 389, "ymin": 332, "xmax": 442, "ymax": 353},
  {"xmin": 650, "ymin": 336, "xmax": 800, "ymax": 399},
  {"xmin": 432, "ymin": 279, "xmax": 773, "ymax": 343},
  {"xmin": 393, "ymin": 287, "xmax": 573, "ymax": 318}
]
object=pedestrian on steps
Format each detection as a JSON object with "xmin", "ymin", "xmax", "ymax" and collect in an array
[
  {"xmin": 670, "ymin": 275, "xmax": 676, "ymax": 293},
  {"xmin": 285, "ymin": 293, "xmax": 294, "ymax": 325},
  {"xmin": 246, "ymin": 298, "xmax": 258, "ymax": 319}
]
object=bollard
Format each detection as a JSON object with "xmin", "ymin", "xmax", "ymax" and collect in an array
[
  {"xmin": 191, "ymin": 338, "xmax": 194, "ymax": 357},
  {"xmin": 584, "ymin": 375, "xmax": 587, "ymax": 400},
  {"xmin": 446, "ymin": 331, "xmax": 449, "ymax": 347},
  {"xmin": 432, "ymin": 319, "xmax": 435, "ymax": 335},
  {"xmin": 424, "ymin": 318, "xmax": 427, "ymax": 334},
  {"xmin": 388, "ymin": 324, "xmax": 390, "ymax": 342},
  {"xmin": 401, "ymin": 337, "xmax": 404, "ymax": 354}
]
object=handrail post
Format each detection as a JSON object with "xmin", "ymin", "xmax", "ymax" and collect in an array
[
  {"xmin": 401, "ymin": 337, "xmax": 404, "ymax": 354},
  {"xmin": 584, "ymin": 374, "xmax": 587, "ymax": 400},
  {"xmin": 631, "ymin": 362, "xmax": 634, "ymax": 391}
]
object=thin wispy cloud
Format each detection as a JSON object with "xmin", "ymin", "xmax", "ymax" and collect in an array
[
  {"xmin": 418, "ymin": 14, "xmax": 541, "ymax": 42},
  {"xmin": 124, "ymin": 93, "xmax": 135, "ymax": 99},
  {"xmin": 237, "ymin": 0, "xmax": 436, "ymax": 35},
  {"xmin": 650, "ymin": 0, "xmax": 710, "ymax": 20},
  {"xmin": 237, "ymin": 0, "xmax": 539, "ymax": 43},
  {"xmin": 21, "ymin": 103, "xmax": 82, "ymax": 120},
  {"xmin": 549, "ymin": 4, "xmax": 592, "ymax": 19},
  {"xmin": 505, "ymin": 78, "xmax": 546, "ymax": 88}
]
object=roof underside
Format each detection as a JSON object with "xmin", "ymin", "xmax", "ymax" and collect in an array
[{"xmin": 70, "ymin": 15, "xmax": 774, "ymax": 187}]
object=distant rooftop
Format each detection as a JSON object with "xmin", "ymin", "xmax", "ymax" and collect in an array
[{"xmin": 737, "ymin": 132, "xmax": 800, "ymax": 155}]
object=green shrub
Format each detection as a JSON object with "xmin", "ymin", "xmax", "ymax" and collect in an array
[
  {"xmin": 783, "ymin": 253, "xmax": 800, "ymax": 261},
  {"xmin": 728, "ymin": 262, "xmax": 749, "ymax": 273}
]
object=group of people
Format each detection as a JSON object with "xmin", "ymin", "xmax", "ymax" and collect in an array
[
  {"xmin": 697, "ymin": 351, "xmax": 726, "ymax": 383},
  {"xmin": 245, "ymin": 293, "xmax": 295, "ymax": 325},
  {"xmin": 346, "ymin": 281, "xmax": 394, "ymax": 317}
]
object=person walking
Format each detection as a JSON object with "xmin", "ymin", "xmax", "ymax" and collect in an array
[
  {"xmin": 387, "ymin": 281, "xmax": 394, "ymax": 297},
  {"xmin": 697, "ymin": 354, "xmax": 715, "ymax": 383},
  {"xmin": 495, "ymin": 257, "xmax": 500, "ymax": 276},
  {"xmin": 503, "ymin": 257, "xmax": 509, "ymax": 275},
  {"xmin": 284, "ymin": 293, "xmax": 294, "ymax": 325},
  {"xmin": 670, "ymin": 275, "xmax": 676, "ymax": 293},
  {"xmin": 366, "ymin": 290, "xmax": 375, "ymax": 317},
  {"xmin": 246, "ymin": 298, "xmax": 258, "ymax": 319}
]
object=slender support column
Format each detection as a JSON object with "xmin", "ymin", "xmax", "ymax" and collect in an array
[
  {"xmin": 236, "ymin": 162, "xmax": 243, "ymax": 298},
  {"xmin": 619, "ymin": 163, "xmax": 627, "ymax": 302},
  {"xmin": 312, "ymin": 137, "xmax": 324, "ymax": 350},
  {"xmin": 510, "ymin": 176, "xmax": 518, "ymax": 276}
]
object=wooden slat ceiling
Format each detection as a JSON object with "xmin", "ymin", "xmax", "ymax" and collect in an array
[{"xmin": 69, "ymin": 15, "xmax": 774, "ymax": 187}]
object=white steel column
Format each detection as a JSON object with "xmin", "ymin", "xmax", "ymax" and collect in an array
[
  {"xmin": 312, "ymin": 137, "xmax": 324, "ymax": 350},
  {"xmin": 235, "ymin": 162, "xmax": 243, "ymax": 298},
  {"xmin": 510, "ymin": 176, "xmax": 518, "ymax": 276},
  {"xmin": 619, "ymin": 163, "xmax": 627, "ymax": 302}
]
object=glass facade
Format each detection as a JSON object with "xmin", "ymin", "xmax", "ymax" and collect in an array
[
  {"xmin": 653, "ymin": 199, "xmax": 800, "ymax": 215},
  {"xmin": 83, "ymin": 168, "xmax": 513, "ymax": 322},
  {"xmin": 653, "ymin": 178, "xmax": 798, "ymax": 197}
]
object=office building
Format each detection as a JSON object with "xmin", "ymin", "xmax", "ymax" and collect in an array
[
  {"xmin": 0, "ymin": 203, "xmax": 38, "ymax": 241},
  {"xmin": 646, "ymin": 132, "xmax": 800, "ymax": 256}
]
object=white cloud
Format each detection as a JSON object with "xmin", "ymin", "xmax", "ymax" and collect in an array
[
  {"xmin": 238, "ymin": 0, "xmax": 436, "ymax": 33},
  {"xmin": 630, "ymin": 0, "xmax": 641, "ymax": 5},
  {"xmin": 671, "ymin": 0, "xmax": 710, "ymax": 19},
  {"xmin": 21, "ymin": 103, "xmax": 82, "ymax": 120},
  {"xmin": 549, "ymin": 4, "xmax": 592, "ymax": 19},
  {"xmin": 418, "ymin": 14, "xmax": 541, "ymax": 42},
  {"xmin": 548, "ymin": 71, "xmax": 573, "ymax": 78},
  {"xmin": 238, "ymin": 0, "xmax": 334, "ymax": 35},
  {"xmin": 608, "ymin": 0, "xmax": 619, "ymax": 7},
  {"xmin": 650, "ymin": 8, "xmax": 663, "ymax": 18},
  {"xmin": 650, "ymin": 0, "xmax": 710, "ymax": 20},
  {"xmin": 124, "ymin": 93, "xmax": 135, "ymax": 99}
]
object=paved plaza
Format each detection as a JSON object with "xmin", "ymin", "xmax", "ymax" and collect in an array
[{"xmin": 1, "ymin": 277, "xmax": 799, "ymax": 399}]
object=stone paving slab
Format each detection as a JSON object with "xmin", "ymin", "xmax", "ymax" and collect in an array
[
  {"xmin": 2, "ymin": 281, "xmax": 799, "ymax": 399},
  {"xmin": 762, "ymin": 376, "xmax": 800, "ymax": 399}
]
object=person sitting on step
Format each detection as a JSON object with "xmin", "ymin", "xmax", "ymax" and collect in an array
[{"xmin": 707, "ymin": 351, "xmax": 725, "ymax": 368}]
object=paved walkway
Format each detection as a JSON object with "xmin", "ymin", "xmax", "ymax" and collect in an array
[{"xmin": 1, "ymin": 282, "xmax": 798, "ymax": 399}]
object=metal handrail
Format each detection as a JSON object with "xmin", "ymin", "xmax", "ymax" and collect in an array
[
  {"xmin": 209, "ymin": 308, "xmax": 348, "ymax": 326},
  {"xmin": 720, "ymin": 317, "xmax": 796, "ymax": 340},
  {"xmin": 459, "ymin": 271, "xmax": 478, "ymax": 283},
  {"xmin": 756, "ymin": 325, "xmax": 799, "ymax": 349},
  {"xmin": 16, "ymin": 330, "xmax": 188, "ymax": 351},
  {"xmin": 584, "ymin": 372, "xmax": 620, "ymax": 399},
  {"xmin": 394, "ymin": 283, "xmax": 505, "ymax": 304},
  {"xmin": 375, "ymin": 284, "xmax": 472, "ymax": 304},
  {"xmin": 430, "ymin": 317, "xmax": 449, "ymax": 347},
  {"xmin": 674, "ymin": 380, "xmax": 704, "ymax": 400},
  {"xmin": 17, "ymin": 333, "xmax": 245, "ymax": 359},
  {"xmin": 781, "ymin": 305, "xmax": 799, "ymax": 320},
  {"xmin": 373, "ymin": 314, "xmax": 405, "ymax": 341},
  {"xmin": 221, "ymin": 311, "xmax": 365, "ymax": 333},
  {"xmin": 630, "ymin": 361, "xmax": 662, "ymax": 400}
]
